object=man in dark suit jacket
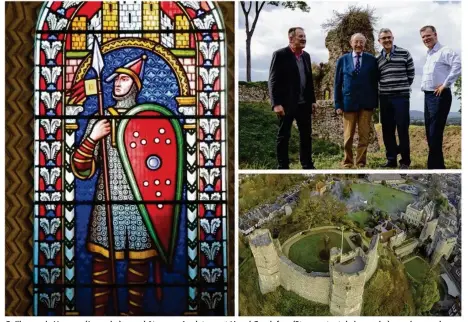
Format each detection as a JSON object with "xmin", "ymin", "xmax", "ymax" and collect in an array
[
  {"xmin": 268, "ymin": 27, "xmax": 317, "ymax": 169},
  {"xmin": 334, "ymin": 33, "xmax": 378, "ymax": 168}
]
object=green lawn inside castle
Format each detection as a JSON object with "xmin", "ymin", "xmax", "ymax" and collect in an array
[
  {"xmin": 239, "ymin": 174, "xmax": 456, "ymax": 316},
  {"xmin": 287, "ymin": 231, "xmax": 352, "ymax": 272}
]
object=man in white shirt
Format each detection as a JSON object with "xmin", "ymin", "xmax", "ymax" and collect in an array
[{"xmin": 420, "ymin": 25, "xmax": 461, "ymax": 169}]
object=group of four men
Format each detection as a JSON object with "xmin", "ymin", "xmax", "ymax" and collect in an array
[{"xmin": 268, "ymin": 25, "xmax": 461, "ymax": 169}]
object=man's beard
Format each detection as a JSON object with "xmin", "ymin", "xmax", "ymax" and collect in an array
[{"xmin": 113, "ymin": 84, "xmax": 138, "ymax": 109}]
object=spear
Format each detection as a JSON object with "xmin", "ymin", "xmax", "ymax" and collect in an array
[{"xmin": 91, "ymin": 36, "xmax": 119, "ymax": 314}]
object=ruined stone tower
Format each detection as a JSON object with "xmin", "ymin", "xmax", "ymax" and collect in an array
[
  {"xmin": 248, "ymin": 229, "xmax": 280, "ymax": 293},
  {"xmin": 319, "ymin": 7, "xmax": 377, "ymax": 101},
  {"xmin": 329, "ymin": 248, "xmax": 366, "ymax": 315},
  {"xmin": 329, "ymin": 235, "xmax": 379, "ymax": 316}
]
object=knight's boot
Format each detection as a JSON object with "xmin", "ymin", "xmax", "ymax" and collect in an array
[
  {"xmin": 127, "ymin": 259, "xmax": 150, "ymax": 315},
  {"xmin": 92, "ymin": 256, "xmax": 111, "ymax": 315}
]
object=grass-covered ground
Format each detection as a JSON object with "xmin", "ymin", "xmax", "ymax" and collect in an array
[
  {"xmin": 239, "ymin": 101, "xmax": 461, "ymax": 169},
  {"xmin": 404, "ymin": 256, "xmax": 431, "ymax": 282},
  {"xmin": 350, "ymin": 183, "xmax": 415, "ymax": 214},
  {"xmin": 239, "ymin": 102, "xmax": 341, "ymax": 169},
  {"xmin": 288, "ymin": 231, "xmax": 352, "ymax": 272},
  {"xmin": 347, "ymin": 210, "xmax": 371, "ymax": 228},
  {"xmin": 404, "ymin": 256, "xmax": 445, "ymax": 308}
]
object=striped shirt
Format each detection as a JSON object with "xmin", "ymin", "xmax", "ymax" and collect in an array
[{"xmin": 377, "ymin": 45, "xmax": 415, "ymax": 96}]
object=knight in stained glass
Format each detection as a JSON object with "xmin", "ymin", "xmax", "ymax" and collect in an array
[
  {"xmin": 70, "ymin": 50, "xmax": 175, "ymax": 315},
  {"xmin": 33, "ymin": 1, "xmax": 230, "ymax": 316}
]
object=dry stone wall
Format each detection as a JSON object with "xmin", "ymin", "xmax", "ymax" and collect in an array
[
  {"xmin": 239, "ymin": 84, "xmax": 380, "ymax": 152},
  {"xmin": 238, "ymin": 83, "xmax": 269, "ymax": 103}
]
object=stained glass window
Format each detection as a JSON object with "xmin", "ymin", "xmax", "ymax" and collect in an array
[{"xmin": 34, "ymin": 1, "xmax": 229, "ymax": 316}]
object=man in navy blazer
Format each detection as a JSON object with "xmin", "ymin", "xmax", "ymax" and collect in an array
[{"xmin": 334, "ymin": 33, "xmax": 378, "ymax": 168}]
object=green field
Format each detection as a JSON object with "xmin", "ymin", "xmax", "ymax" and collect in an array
[
  {"xmin": 350, "ymin": 183, "xmax": 414, "ymax": 214},
  {"xmin": 404, "ymin": 256, "xmax": 430, "ymax": 282},
  {"xmin": 347, "ymin": 210, "xmax": 371, "ymax": 228},
  {"xmin": 238, "ymin": 100, "xmax": 461, "ymax": 169},
  {"xmin": 288, "ymin": 231, "xmax": 352, "ymax": 272}
]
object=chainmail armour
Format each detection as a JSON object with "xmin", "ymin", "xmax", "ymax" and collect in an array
[{"xmin": 83, "ymin": 85, "xmax": 154, "ymax": 255}]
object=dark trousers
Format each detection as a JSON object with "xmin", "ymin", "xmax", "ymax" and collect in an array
[
  {"xmin": 276, "ymin": 103, "xmax": 313, "ymax": 169},
  {"xmin": 424, "ymin": 89, "xmax": 452, "ymax": 169},
  {"xmin": 380, "ymin": 95, "xmax": 411, "ymax": 166}
]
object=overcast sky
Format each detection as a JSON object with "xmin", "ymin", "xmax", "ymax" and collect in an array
[{"xmin": 238, "ymin": 1, "xmax": 462, "ymax": 112}]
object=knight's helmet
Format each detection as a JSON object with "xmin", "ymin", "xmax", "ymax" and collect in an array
[
  {"xmin": 67, "ymin": 54, "xmax": 148, "ymax": 105},
  {"xmin": 105, "ymin": 54, "xmax": 148, "ymax": 91}
]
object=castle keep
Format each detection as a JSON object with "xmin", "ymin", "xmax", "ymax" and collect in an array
[{"xmin": 248, "ymin": 229, "xmax": 379, "ymax": 316}]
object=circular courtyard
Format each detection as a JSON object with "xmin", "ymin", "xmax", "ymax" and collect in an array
[{"xmin": 284, "ymin": 228, "xmax": 353, "ymax": 273}]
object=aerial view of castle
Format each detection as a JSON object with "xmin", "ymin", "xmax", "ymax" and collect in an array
[{"xmin": 239, "ymin": 174, "xmax": 461, "ymax": 316}]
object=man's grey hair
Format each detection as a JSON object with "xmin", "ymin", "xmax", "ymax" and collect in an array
[
  {"xmin": 350, "ymin": 33, "xmax": 367, "ymax": 42},
  {"xmin": 288, "ymin": 27, "xmax": 304, "ymax": 38},
  {"xmin": 378, "ymin": 28, "xmax": 393, "ymax": 37},
  {"xmin": 420, "ymin": 25, "xmax": 437, "ymax": 33}
]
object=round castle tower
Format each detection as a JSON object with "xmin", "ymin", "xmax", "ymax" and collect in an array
[
  {"xmin": 329, "ymin": 234, "xmax": 379, "ymax": 316},
  {"xmin": 248, "ymin": 229, "xmax": 281, "ymax": 293}
]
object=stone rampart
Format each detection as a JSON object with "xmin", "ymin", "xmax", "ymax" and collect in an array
[
  {"xmin": 394, "ymin": 238, "xmax": 419, "ymax": 258},
  {"xmin": 340, "ymin": 248, "xmax": 362, "ymax": 263},
  {"xmin": 278, "ymin": 255, "xmax": 331, "ymax": 305},
  {"xmin": 329, "ymin": 269, "xmax": 367, "ymax": 316},
  {"xmin": 389, "ymin": 231, "xmax": 406, "ymax": 249},
  {"xmin": 238, "ymin": 82, "xmax": 269, "ymax": 102},
  {"xmin": 363, "ymin": 235, "xmax": 379, "ymax": 282}
]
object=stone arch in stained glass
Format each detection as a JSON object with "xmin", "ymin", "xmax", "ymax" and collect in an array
[{"xmin": 34, "ymin": 1, "xmax": 228, "ymax": 316}]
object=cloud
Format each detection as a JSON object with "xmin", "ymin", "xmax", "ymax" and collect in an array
[{"xmin": 238, "ymin": 1, "xmax": 462, "ymax": 112}]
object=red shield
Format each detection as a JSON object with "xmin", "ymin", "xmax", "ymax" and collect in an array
[{"xmin": 117, "ymin": 104, "xmax": 184, "ymax": 265}]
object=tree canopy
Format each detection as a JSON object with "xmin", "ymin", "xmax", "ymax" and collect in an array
[
  {"xmin": 241, "ymin": 1, "xmax": 310, "ymax": 81},
  {"xmin": 362, "ymin": 247, "xmax": 415, "ymax": 315},
  {"xmin": 414, "ymin": 268, "xmax": 440, "ymax": 314}
]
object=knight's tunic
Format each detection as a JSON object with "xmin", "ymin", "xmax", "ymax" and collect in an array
[{"xmin": 72, "ymin": 108, "xmax": 156, "ymax": 260}]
